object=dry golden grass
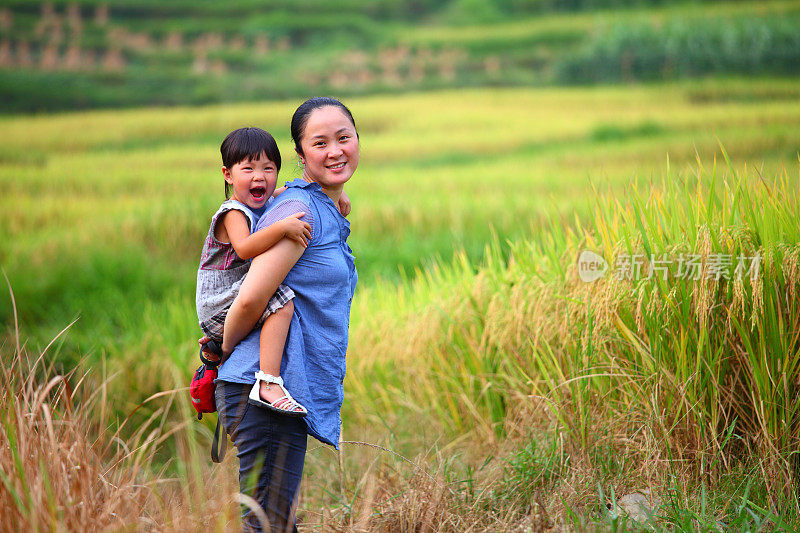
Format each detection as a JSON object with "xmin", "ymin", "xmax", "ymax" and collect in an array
[
  {"xmin": 0, "ymin": 284, "xmax": 243, "ymax": 531},
  {"xmin": 0, "ymin": 285, "xmax": 645, "ymax": 532}
]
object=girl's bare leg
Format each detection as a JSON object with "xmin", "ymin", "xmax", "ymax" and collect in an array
[{"xmin": 258, "ymin": 301, "xmax": 298, "ymax": 407}]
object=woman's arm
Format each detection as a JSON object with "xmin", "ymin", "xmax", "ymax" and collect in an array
[{"xmin": 221, "ymin": 237, "xmax": 306, "ymax": 354}]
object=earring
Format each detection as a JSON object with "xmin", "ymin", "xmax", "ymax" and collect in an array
[{"xmin": 298, "ymin": 159, "xmax": 305, "ymax": 168}]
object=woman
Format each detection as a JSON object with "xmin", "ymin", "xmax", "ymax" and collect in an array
[{"xmin": 215, "ymin": 97, "xmax": 359, "ymax": 532}]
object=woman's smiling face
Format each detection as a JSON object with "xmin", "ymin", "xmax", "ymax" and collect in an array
[{"xmin": 299, "ymin": 106, "xmax": 359, "ymax": 189}]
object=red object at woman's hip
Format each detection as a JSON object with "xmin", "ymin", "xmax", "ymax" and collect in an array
[{"xmin": 190, "ymin": 363, "xmax": 218, "ymax": 419}]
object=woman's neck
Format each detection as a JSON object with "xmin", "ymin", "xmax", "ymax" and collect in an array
[{"xmin": 301, "ymin": 171, "xmax": 342, "ymax": 203}]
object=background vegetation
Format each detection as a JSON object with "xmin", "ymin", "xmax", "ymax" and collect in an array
[
  {"xmin": 2, "ymin": 0, "xmax": 800, "ymax": 531},
  {"xmin": 2, "ymin": 0, "xmax": 800, "ymax": 112}
]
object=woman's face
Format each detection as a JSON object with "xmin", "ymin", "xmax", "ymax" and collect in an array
[{"xmin": 299, "ymin": 106, "xmax": 359, "ymax": 189}]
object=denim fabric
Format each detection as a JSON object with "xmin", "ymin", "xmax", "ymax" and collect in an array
[
  {"xmin": 218, "ymin": 178, "xmax": 358, "ymax": 448},
  {"xmin": 216, "ymin": 380, "xmax": 307, "ymax": 533}
]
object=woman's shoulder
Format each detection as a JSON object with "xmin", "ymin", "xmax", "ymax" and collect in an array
[
  {"xmin": 273, "ymin": 179, "xmax": 316, "ymax": 205},
  {"xmin": 267, "ymin": 185, "xmax": 314, "ymax": 216},
  {"xmin": 273, "ymin": 188, "xmax": 312, "ymax": 206},
  {"xmin": 258, "ymin": 185, "xmax": 316, "ymax": 233}
]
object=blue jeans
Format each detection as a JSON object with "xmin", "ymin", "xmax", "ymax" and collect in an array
[{"xmin": 216, "ymin": 381, "xmax": 307, "ymax": 533}]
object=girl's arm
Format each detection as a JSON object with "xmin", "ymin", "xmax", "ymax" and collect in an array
[
  {"xmin": 221, "ymin": 237, "xmax": 306, "ymax": 355},
  {"xmin": 222, "ymin": 210, "xmax": 311, "ymax": 260}
]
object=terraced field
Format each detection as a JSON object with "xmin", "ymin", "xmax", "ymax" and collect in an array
[{"xmin": 2, "ymin": 79, "xmax": 800, "ymax": 529}]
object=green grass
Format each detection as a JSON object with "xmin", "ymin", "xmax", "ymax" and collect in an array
[
  {"xmin": 3, "ymin": 0, "xmax": 800, "ymax": 112},
  {"xmin": 3, "ymin": 79, "xmax": 800, "ymax": 361},
  {"xmin": 401, "ymin": 0, "xmax": 800, "ymax": 47},
  {"xmin": 341, "ymin": 163, "xmax": 800, "ymax": 527},
  {"xmin": 2, "ymin": 80, "xmax": 800, "ymax": 528}
]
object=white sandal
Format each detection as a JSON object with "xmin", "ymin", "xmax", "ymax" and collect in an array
[{"xmin": 248, "ymin": 371, "xmax": 308, "ymax": 418}]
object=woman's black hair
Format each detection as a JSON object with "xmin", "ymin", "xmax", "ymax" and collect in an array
[
  {"xmin": 220, "ymin": 127, "xmax": 281, "ymax": 198},
  {"xmin": 290, "ymin": 97, "xmax": 357, "ymax": 157}
]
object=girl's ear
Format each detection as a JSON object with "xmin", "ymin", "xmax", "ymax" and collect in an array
[{"xmin": 222, "ymin": 166, "xmax": 233, "ymax": 184}]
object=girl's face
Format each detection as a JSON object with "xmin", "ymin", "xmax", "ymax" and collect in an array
[
  {"xmin": 223, "ymin": 151, "xmax": 278, "ymax": 209},
  {"xmin": 299, "ymin": 106, "xmax": 359, "ymax": 189}
]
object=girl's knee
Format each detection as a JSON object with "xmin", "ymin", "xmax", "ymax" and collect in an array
[
  {"xmin": 235, "ymin": 291, "xmax": 263, "ymax": 315},
  {"xmin": 277, "ymin": 300, "xmax": 294, "ymax": 316}
]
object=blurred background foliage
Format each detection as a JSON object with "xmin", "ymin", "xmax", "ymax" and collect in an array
[{"xmin": 2, "ymin": 0, "xmax": 800, "ymax": 112}]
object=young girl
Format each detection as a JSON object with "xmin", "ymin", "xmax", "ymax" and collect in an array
[{"xmin": 196, "ymin": 127, "xmax": 349, "ymax": 416}]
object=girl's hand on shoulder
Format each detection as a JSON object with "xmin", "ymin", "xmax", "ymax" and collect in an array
[
  {"xmin": 338, "ymin": 191, "xmax": 351, "ymax": 217},
  {"xmin": 281, "ymin": 212, "xmax": 312, "ymax": 248}
]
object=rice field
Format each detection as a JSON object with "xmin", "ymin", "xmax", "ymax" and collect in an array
[{"xmin": 2, "ymin": 78, "xmax": 800, "ymax": 529}]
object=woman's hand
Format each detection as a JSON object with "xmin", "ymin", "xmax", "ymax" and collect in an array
[
  {"xmin": 280, "ymin": 212, "xmax": 312, "ymax": 248},
  {"xmin": 338, "ymin": 191, "xmax": 351, "ymax": 217}
]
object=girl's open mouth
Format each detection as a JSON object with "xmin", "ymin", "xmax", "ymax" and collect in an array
[{"xmin": 250, "ymin": 187, "xmax": 266, "ymax": 200}]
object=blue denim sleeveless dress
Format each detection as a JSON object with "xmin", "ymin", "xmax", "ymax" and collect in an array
[{"xmin": 217, "ymin": 178, "xmax": 358, "ymax": 447}]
